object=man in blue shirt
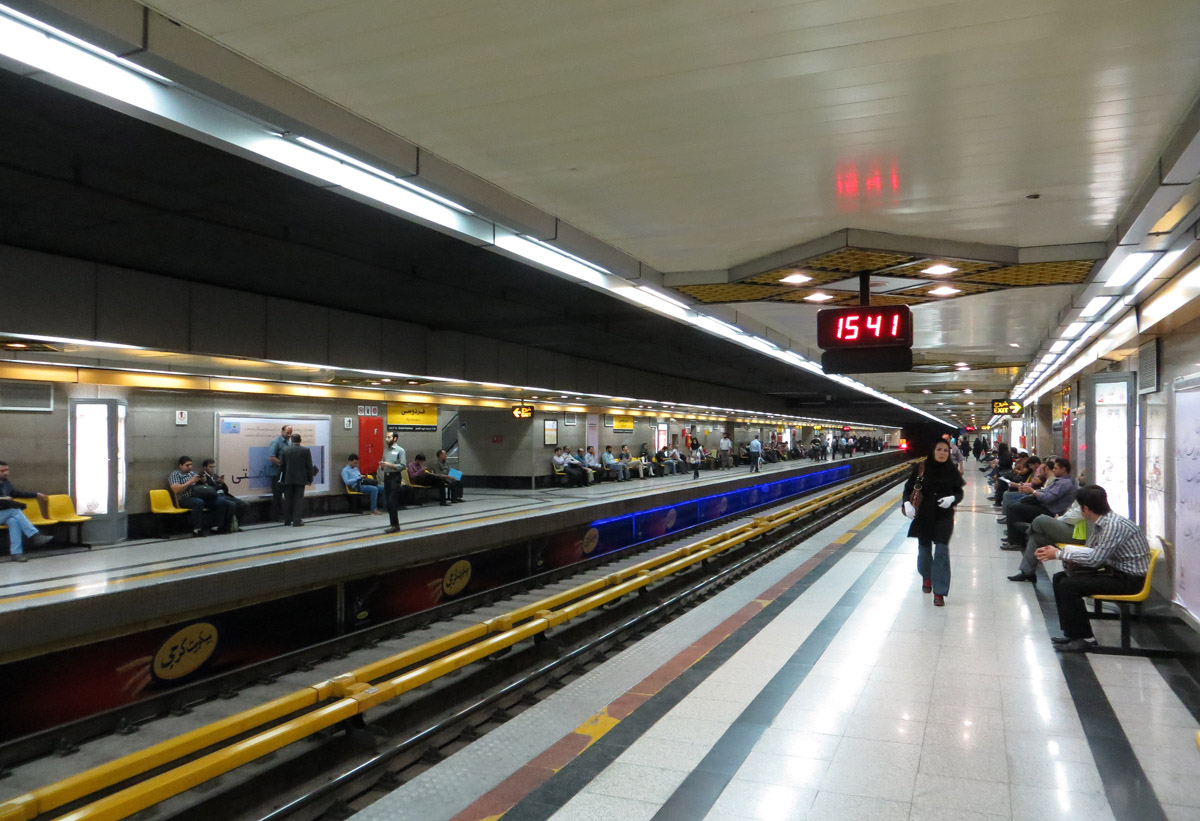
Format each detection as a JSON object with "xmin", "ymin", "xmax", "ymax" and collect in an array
[
  {"xmin": 266, "ymin": 424, "xmax": 293, "ymax": 522},
  {"xmin": 748, "ymin": 436, "xmax": 763, "ymax": 473},
  {"xmin": 1005, "ymin": 459, "xmax": 1077, "ymax": 548},
  {"xmin": 341, "ymin": 453, "xmax": 381, "ymax": 513},
  {"xmin": 0, "ymin": 461, "xmax": 53, "ymax": 561},
  {"xmin": 601, "ymin": 446, "xmax": 629, "ymax": 481}
]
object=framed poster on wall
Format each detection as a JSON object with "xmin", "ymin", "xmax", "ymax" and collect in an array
[
  {"xmin": 1173, "ymin": 374, "xmax": 1200, "ymax": 623},
  {"xmin": 1086, "ymin": 373, "xmax": 1135, "ymax": 519},
  {"xmin": 216, "ymin": 415, "xmax": 331, "ymax": 494},
  {"xmin": 543, "ymin": 419, "xmax": 558, "ymax": 446},
  {"xmin": 564, "ymin": 413, "xmax": 577, "ymax": 426}
]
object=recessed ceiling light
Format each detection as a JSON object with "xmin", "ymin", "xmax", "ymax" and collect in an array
[
  {"xmin": 929, "ymin": 286, "xmax": 962, "ymax": 296},
  {"xmin": 804, "ymin": 293, "xmax": 835, "ymax": 302},
  {"xmin": 1009, "ymin": 342, "xmax": 1020, "ymax": 348},
  {"xmin": 937, "ymin": 402, "xmax": 944, "ymax": 405},
  {"xmin": 6, "ymin": 342, "xmax": 27, "ymax": 348},
  {"xmin": 922, "ymin": 264, "xmax": 958, "ymax": 276},
  {"xmin": 963, "ymin": 389, "xmax": 973, "ymax": 394},
  {"xmin": 956, "ymin": 366, "xmax": 970, "ymax": 371},
  {"xmin": 381, "ymin": 378, "xmax": 391, "ymax": 382},
  {"xmin": 780, "ymin": 273, "xmax": 813, "ymax": 285},
  {"xmin": 968, "ymin": 401, "xmax": 975, "ymax": 405},
  {"xmin": 954, "ymin": 362, "xmax": 968, "ymax": 367},
  {"xmin": 921, "ymin": 389, "xmax": 931, "ymax": 394},
  {"xmin": 406, "ymin": 380, "xmax": 421, "ymax": 385}
]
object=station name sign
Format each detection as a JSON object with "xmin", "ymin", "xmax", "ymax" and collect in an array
[
  {"xmin": 511, "ymin": 405, "xmax": 534, "ymax": 419},
  {"xmin": 991, "ymin": 400, "xmax": 1023, "ymax": 416}
]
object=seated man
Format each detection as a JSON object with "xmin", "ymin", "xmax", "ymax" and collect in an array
[
  {"xmin": 430, "ymin": 449, "xmax": 465, "ymax": 502},
  {"xmin": 655, "ymin": 446, "xmax": 677, "ymax": 475},
  {"xmin": 1004, "ymin": 459, "xmax": 1076, "ymax": 548},
  {"xmin": 583, "ymin": 446, "xmax": 605, "ymax": 479},
  {"xmin": 1008, "ymin": 500, "xmax": 1086, "ymax": 582},
  {"xmin": 408, "ymin": 454, "xmax": 453, "ymax": 506},
  {"xmin": 0, "ymin": 460, "xmax": 53, "ymax": 561},
  {"xmin": 620, "ymin": 445, "xmax": 648, "ymax": 479},
  {"xmin": 602, "ymin": 446, "xmax": 630, "ymax": 481},
  {"xmin": 198, "ymin": 458, "xmax": 250, "ymax": 529},
  {"xmin": 563, "ymin": 448, "xmax": 594, "ymax": 485},
  {"xmin": 1036, "ymin": 485, "xmax": 1151, "ymax": 652},
  {"xmin": 340, "ymin": 453, "xmax": 382, "ymax": 513},
  {"xmin": 553, "ymin": 447, "xmax": 588, "ymax": 487},
  {"xmin": 170, "ymin": 455, "xmax": 232, "ymax": 537}
]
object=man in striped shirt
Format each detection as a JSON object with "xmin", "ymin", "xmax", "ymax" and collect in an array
[{"xmin": 1036, "ymin": 485, "xmax": 1150, "ymax": 653}]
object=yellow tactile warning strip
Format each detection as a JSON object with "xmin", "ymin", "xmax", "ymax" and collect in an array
[{"xmin": 447, "ymin": 495, "xmax": 899, "ymax": 821}]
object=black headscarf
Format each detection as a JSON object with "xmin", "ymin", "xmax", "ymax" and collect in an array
[{"xmin": 924, "ymin": 444, "xmax": 964, "ymax": 486}]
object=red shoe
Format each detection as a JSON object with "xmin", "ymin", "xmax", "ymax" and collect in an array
[
  {"xmin": 922, "ymin": 578, "xmax": 932, "ymax": 594},
  {"xmin": 933, "ymin": 594, "xmax": 945, "ymax": 607}
]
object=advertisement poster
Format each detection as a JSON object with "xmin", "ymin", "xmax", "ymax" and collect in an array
[
  {"xmin": 387, "ymin": 402, "xmax": 438, "ymax": 432},
  {"xmin": 1143, "ymin": 396, "xmax": 1168, "ymax": 542},
  {"xmin": 216, "ymin": 415, "xmax": 331, "ymax": 494},
  {"xmin": 1093, "ymin": 381, "xmax": 1129, "ymax": 517},
  {"xmin": 1174, "ymin": 387, "xmax": 1200, "ymax": 621}
]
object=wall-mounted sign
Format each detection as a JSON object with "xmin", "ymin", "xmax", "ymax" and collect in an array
[
  {"xmin": 357, "ymin": 405, "xmax": 380, "ymax": 417},
  {"xmin": 175, "ymin": 410, "xmax": 188, "ymax": 426},
  {"xmin": 981, "ymin": 424, "xmax": 993, "ymax": 431},
  {"xmin": 511, "ymin": 405, "xmax": 534, "ymax": 419},
  {"xmin": 613, "ymin": 415, "xmax": 635, "ymax": 433},
  {"xmin": 992, "ymin": 400, "xmax": 1023, "ymax": 416},
  {"xmin": 387, "ymin": 402, "xmax": 438, "ymax": 431},
  {"xmin": 544, "ymin": 419, "xmax": 558, "ymax": 446}
]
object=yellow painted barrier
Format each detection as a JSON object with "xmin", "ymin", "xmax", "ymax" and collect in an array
[{"xmin": 0, "ymin": 460, "xmax": 914, "ymax": 821}]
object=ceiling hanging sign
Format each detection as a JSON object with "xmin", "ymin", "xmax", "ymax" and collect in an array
[
  {"xmin": 992, "ymin": 400, "xmax": 1023, "ymax": 416},
  {"xmin": 511, "ymin": 405, "xmax": 534, "ymax": 419}
]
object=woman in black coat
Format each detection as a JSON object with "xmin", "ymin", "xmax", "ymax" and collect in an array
[{"xmin": 902, "ymin": 440, "xmax": 966, "ymax": 606}]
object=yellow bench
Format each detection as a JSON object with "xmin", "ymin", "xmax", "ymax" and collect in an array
[
  {"xmin": 47, "ymin": 494, "xmax": 91, "ymax": 546},
  {"xmin": 1084, "ymin": 545, "xmax": 1167, "ymax": 655}
]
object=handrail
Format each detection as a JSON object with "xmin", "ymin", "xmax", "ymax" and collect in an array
[{"xmin": 0, "ymin": 460, "xmax": 913, "ymax": 821}]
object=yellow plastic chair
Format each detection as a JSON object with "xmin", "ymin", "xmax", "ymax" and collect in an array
[
  {"xmin": 47, "ymin": 494, "xmax": 91, "ymax": 546},
  {"xmin": 20, "ymin": 501, "xmax": 56, "ymax": 528},
  {"xmin": 149, "ymin": 489, "xmax": 188, "ymax": 515},
  {"xmin": 1084, "ymin": 546, "xmax": 1166, "ymax": 654}
]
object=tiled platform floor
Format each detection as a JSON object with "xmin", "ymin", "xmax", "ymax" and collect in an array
[{"xmin": 355, "ymin": 463, "xmax": 1200, "ymax": 821}]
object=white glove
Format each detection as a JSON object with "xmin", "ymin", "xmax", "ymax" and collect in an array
[
  {"xmin": 937, "ymin": 496, "xmax": 955, "ymax": 509},
  {"xmin": 902, "ymin": 501, "xmax": 916, "ymax": 519}
]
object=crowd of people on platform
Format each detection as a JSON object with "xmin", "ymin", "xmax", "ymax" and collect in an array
[
  {"xmin": 900, "ymin": 433, "xmax": 1153, "ymax": 652},
  {"xmin": 550, "ymin": 431, "xmax": 887, "ymax": 487}
]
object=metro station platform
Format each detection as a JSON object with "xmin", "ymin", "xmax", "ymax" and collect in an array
[
  {"xmin": 350, "ymin": 469, "xmax": 1200, "ymax": 821},
  {"xmin": 0, "ymin": 452, "xmax": 903, "ymax": 745}
]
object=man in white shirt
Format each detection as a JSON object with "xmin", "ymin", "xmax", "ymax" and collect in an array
[{"xmin": 718, "ymin": 433, "xmax": 733, "ymax": 469}]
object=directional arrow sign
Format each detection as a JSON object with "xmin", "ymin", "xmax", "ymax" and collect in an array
[
  {"xmin": 991, "ymin": 400, "xmax": 1023, "ymax": 416},
  {"xmin": 511, "ymin": 405, "xmax": 534, "ymax": 419}
]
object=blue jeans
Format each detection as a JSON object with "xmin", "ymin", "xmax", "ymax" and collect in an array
[
  {"xmin": 0, "ymin": 508, "xmax": 38, "ymax": 555},
  {"xmin": 355, "ymin": 483, "xmax": 381, "ymax": 510},
  {"xmin": 917, "ymin": 539, "xmax": 951, "ymax": 595}
]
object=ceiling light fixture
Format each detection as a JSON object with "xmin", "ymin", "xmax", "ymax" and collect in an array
[
  {"xmin": 1079, "ymin": 296, "xmax": 1113, "ymax": 319},
  {"xmin": 780, "ymin": 273, "xmax": 813, "ymax": 284},
  {"xmin": 1049, "ymin": 340, "xmax": 1069, "ymax": 353},
  {"xmin": 1061, "ymin": 322, "xmax": 1088, "ymax": 339},
  {"xmin": 1104, "ymin": 252, "xmax": 1155, "ymax": 288},
  {"xmin": 929, "ymin": 286, "xmax": 962, "ymax": 296},
  {"xmin": 922, "ymin": 389, "xmax": 931, "ymax": 394},
  {"xmin": 922, "ymin": 264, "xmax": 958, "ymax": 275},
  {"xmin": 804, "ymin": 293, "xmax": 835, "ymax": 302}
]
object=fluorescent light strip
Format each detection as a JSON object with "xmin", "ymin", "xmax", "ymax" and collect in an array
[
  {"xmin": 0, "ymin": 4, "xmax": 949, "ymax": 428},
  {"xmin": 1104, "ymin": 252, "xmax": 1155, "ymax": 288},
  {"xmin": 1078, "ymin": 296, "xmax": 1112, "ymax": 319}
]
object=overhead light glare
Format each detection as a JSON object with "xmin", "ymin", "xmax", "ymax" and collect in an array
[
  {"xmin": 929, "ymin": 286, "xmax": 961, "ymax": 296},
  {"xmin": 635, "ymin": 286, "xmax": 689, "ymax": 310},
  {"xmin": 1049, "ymin": 340, "xmax": 1069, "ymax": 354},
  {"xmin": 780, "ymin": 273, "xmax": 813, "ymax": 284},
  {"xmin": 804, "ymin": 293, "xmax": 835, "ymax": 302},
  {"xmin": 1104, "ymin": 252, "xmax": 1154, "ymax": 288},
  {"xmin": 922, "ymin": 264, "xmax": 958, "ymax": 275},
  {"xmin": 1079, "ymin": 296, "xmax": 1112, "ymax": 319},
  {"xmin": 1062, "ymin": 322, "xmax": 1088, "ymax": 339}
]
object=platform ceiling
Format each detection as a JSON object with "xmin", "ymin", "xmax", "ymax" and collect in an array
[{"xmin": 8, "ymin": 0, "xmax": 1200, "ymax": 426}]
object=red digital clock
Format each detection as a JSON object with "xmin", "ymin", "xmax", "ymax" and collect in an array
[{"xmin": 816, "ymin": 305, "xmax": 913, "ymax": 350}]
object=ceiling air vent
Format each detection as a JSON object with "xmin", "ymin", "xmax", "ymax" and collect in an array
[
  {"xmin": 1137, "ymin": 338, "xmax": 1159, "ymax": 395},
  {"xmin": 0, "ymin": 380, "xmax": 54, "ymax": 412}
]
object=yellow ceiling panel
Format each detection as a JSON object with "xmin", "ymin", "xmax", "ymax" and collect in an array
[
  {"xmin": 801, "ymin": 248, "xmax": 916, "ymax": 273},
  {"xmin": 745, "ymin": 268, "xmax": 848, "ymax": 286},
  {"xmin": 962, "ymin": 260, "xmax": 1096, "ymax": 286},
  {"xmin": 673, "ymin": 283, "xmax": 788, "ymax": 303}
]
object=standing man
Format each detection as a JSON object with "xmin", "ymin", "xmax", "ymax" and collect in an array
[
  {"xmin": 1036, "ymin": 485, "xmax": 1152, "ymax": 652},
  {"xmin": 379, "ymin": 431, "xmax": 407, "ymax": 534},
  {"xmin": 748, "ymin": 435, "xmax": 763, "ymax": 472},
  {"xmin": 718, "ymin": 432, "xmax": 733, "ymax": 469},
  {"xmin": 267, "ymin": 424, "xmax": 293, "ymax": 522},
  {"xmin": 0, "ymin": 461, "xmax": 53, "ymax": 561},
  {"xmin": 279, "ymin": 433, "xmax": 315, "ymax": 527}
]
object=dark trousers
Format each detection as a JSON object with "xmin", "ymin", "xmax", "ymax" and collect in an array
[
  {"xmin": 1007, "ymin": 500, "xmax": 1050, "ymax": 545},
  {"xmin": 749, "ymin": 453, "xmax": 760, "ymax": 472},
  {"xmin": 413, "ymin": 474, "xmax": 453, "ymax": 501},
  {"xmin": 1052, "ymin": 570, "xmax": 1144, "ymax": 639},
  {"xmin": 179, "ymin": 496, "xmax": 206, "ymax": 531},
  {"xmin": 564, "ymin": 465, "xmax": 588, "ymax": 487},
  {"xmin": 283, "ymin": 484, "xmax": 306, "ymax": 525},
  {"xmin": 271, "ymin": 474, "xmax": 285, "ymax": 520},
  {"xmin": 384, "ymin": 472, "xmax": 403, "ymax": 527}
]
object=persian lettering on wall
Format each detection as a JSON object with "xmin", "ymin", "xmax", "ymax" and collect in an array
[{"xmin": 387, "ymin": 403, "xmax": 438, "ymax": 432}]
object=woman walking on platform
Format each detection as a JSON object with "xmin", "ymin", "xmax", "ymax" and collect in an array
[{"xmin": 902, "ymin": 439, "xmax": 965, "ymax": 607}]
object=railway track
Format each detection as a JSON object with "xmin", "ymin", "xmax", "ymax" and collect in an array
[{"xmin": 0, "ymin": 461, "xmax": 911, "ymax": 821}]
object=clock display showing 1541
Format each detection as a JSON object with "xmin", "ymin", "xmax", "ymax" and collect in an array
[{"xmin": 816, "ymin": 305, "xmax": 914, "ymax": 350}]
